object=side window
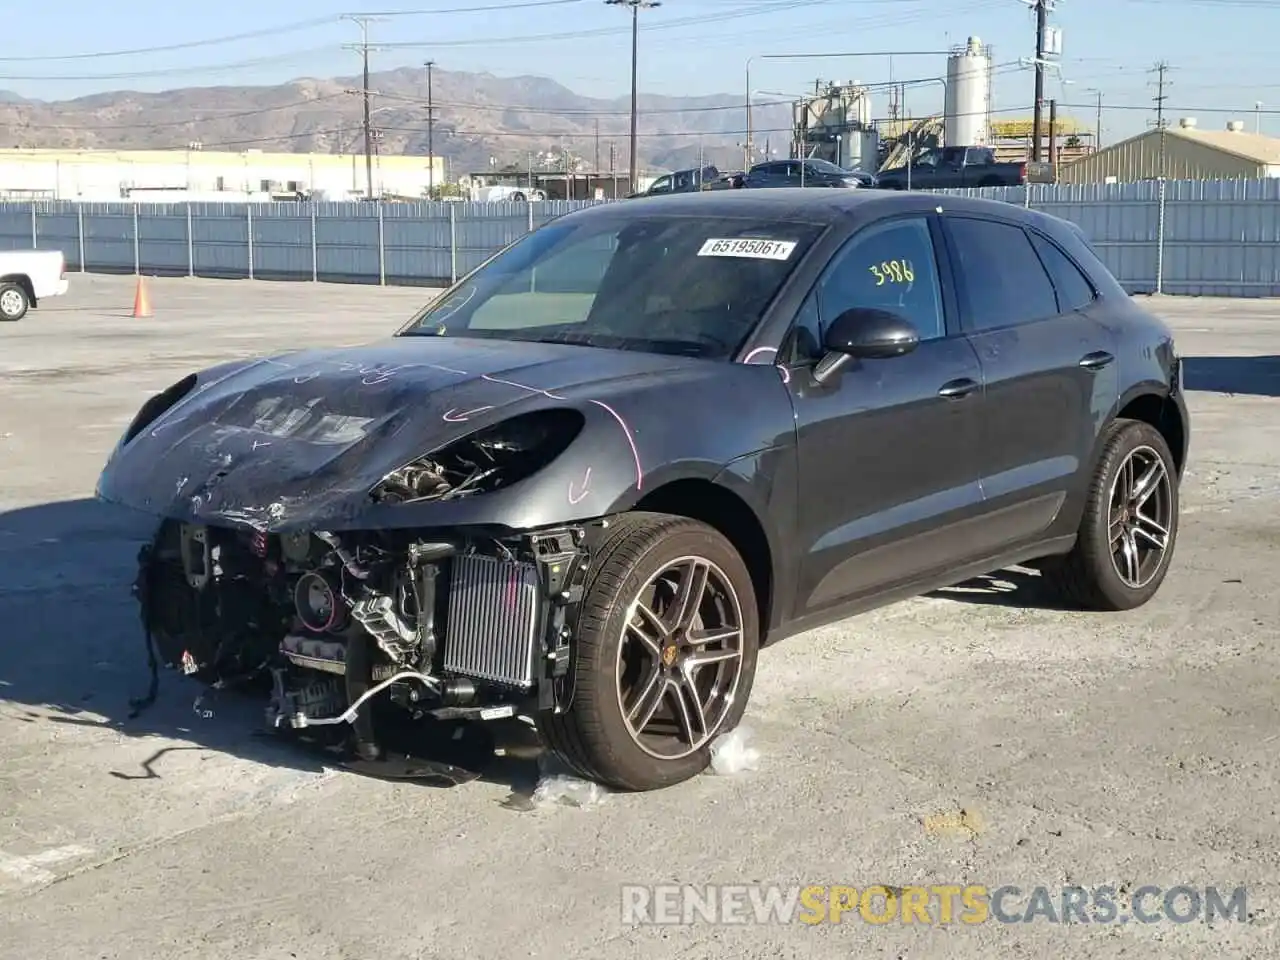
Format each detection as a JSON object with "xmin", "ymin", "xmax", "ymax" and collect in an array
[
  {"xmin": 1029, "ymin": 231, "xmax": 1096, "ymax": 312},
  {"xmin": 944, "ymin": 216, "xmax": 1058, "ymax": 332},
  {"xmin": 648, "ymin": 176, "xmax": 672, "ymax": 194},
  {"xmin": 815, "ymin": 217, "xmax": 946, "ymax": 341}
]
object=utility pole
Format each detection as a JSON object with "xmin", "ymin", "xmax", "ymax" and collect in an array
[
  {"xmin": 1031, "ymin": 0, "xmax": 1048, "ymax": 161},
  {"xmin": 423, "ymin": 60, "xmax": 436, "ymax": 199},
  {"xmin": 606, "ymin": 0, "xmax": 660, "ymax": 195},
  {"xmin": 1151, "ymin": 61, "xmax": 1170, "ymax": 129},
  {"xmin": 342, "ymin": 14, "xmax": 384, "ymax": 200},
  {"xmin": 1150, "ymin": 60, "xmax": 1171, "ymax": 180},
  {"xmin": 594, "ymin": 118, "xmax": 601, "ymax": 172},
  {"xmin": 1094, "ymin": 90, "xmax": 1103, "ymax": 151},
  {"xmin": 1047, "ymin": 98, "xmax": 1058, "ymax": 168}
]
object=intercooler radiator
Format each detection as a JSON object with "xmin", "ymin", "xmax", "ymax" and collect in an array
[{"xmin": 443, "ymin": 554, "xmax": 543, "ymax": 689}]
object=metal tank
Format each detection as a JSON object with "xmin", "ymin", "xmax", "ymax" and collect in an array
[{"xmin": 944, "ymin": 36, "xmax": 992, "ymax": 146}]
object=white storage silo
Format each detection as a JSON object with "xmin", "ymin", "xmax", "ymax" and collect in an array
[{"xmin": 944, "ymin": 36, "xmax": 992, "ymax": 146}]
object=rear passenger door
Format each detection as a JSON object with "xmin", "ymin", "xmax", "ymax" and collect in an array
[{"xmin": 939, "ymin": 213, "xmax": 1119, "ymax": 549}]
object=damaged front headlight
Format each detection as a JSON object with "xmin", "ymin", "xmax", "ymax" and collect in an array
[{"xmin": 369, "ymin": 408, "xmax": 585, "ymax": 504}]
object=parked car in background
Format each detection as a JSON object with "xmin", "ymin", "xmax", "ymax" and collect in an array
[
  {"xmin": 632, "ymin": 165, "xmax": 720, "ymax": 197},
  {"xmin": 701, "ymin": 171, "xmax": 746, "ymax": 190},
  {"xmin": 874, "ymin": 145, "xmax": 1053, "ymax": 190},
  {"xmin": 471, "ymin": 184, "xmax": 546, "ymax": 203},
  {"xmin": 742, "ymin": 158, "xmax": 877, "ymax": 190},
  {"xmin": 0, "ymin": 250, "xmax": 68, "ymax": 321}
]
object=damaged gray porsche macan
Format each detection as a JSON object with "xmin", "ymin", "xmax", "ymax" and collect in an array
[{"xmin": 97, "ymin": 190, "xmax": 1189, "ymax": 790}]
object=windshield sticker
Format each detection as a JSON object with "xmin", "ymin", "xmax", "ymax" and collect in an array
[
  {"xmin": 697, "ymin": 238, "xmax": 797, "ymax": 260},
  {"xmin": 869, "ymin": 259, "xmax": 915, "ymax": 285}
]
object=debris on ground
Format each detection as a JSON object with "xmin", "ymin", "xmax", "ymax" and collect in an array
[
  {"xmin": 531, "ymin": 773, "xmax": 609, "ymax": 809},
  {"xmin": 708, "ymin": 726, "xmax": 760, "ymax": 775}
]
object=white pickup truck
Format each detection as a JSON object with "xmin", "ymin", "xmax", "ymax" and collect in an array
[{"xmin": 0, "ymin": 250, "xmax": 69, "ymax": 321}]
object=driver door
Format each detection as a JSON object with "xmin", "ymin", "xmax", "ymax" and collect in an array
[
  {"xmin": 785, "ymin": 213, "xmax": 988, "ymax": 617},
  {"xmin": 906, "ymin": 150, "xmax": 943, "ymax": 189}
]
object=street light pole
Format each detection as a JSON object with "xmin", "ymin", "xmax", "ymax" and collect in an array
[{"xmin": 606, "ymin": 0, "xmax": 660, "ymax": 195}]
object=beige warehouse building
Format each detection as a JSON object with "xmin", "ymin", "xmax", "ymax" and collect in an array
[
  {"xmin": 0, "ymin": 148, "xmax": 446, "ymax": 202},
  {"xmin": 1059, "ymin": 118, "xmax": 1280, "ymax": 184}
]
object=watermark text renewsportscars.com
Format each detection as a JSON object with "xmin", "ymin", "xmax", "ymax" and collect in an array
[{"xmin": 621, "ymin": 884, "xmax": 1250, "ymax": 926}]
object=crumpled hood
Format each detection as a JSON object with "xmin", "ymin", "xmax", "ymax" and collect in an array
[{"xmin": 96, "ymin": 334, "xmax": 733, "ymax": 531}]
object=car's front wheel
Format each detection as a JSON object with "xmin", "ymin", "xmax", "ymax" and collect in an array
[
  {"xmin": 1042, "ymin": 418, "xmax": 1180, "ymax": 610},
  {"xmin": 0, "ymin": 281, "xmax": 30, "ymax": 321},
  {"xmin": 538, "ymin": 512, "xmax": 759, "ymax": 791}
]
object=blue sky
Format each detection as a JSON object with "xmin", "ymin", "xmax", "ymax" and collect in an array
[{"xmin": 3, "ymin": 0, "xmax": 1277, "ymax": 141}]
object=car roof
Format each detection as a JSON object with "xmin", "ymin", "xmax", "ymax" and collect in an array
[{"xmin": 557, "ymin": 188, "xmax": 1054, "ymax": 229}]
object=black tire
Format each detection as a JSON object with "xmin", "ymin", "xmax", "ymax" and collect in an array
[
  {"xmin": 1041, "ymin": 418, "xmax": 1180, "ymax": 611},
  {"xmin": 537, "ymin": 511, "xmax": 760, "ymax": 791},
  {"xmin": 0, "ymin": 281, "xmax": 29, "ymax": 321},
  {"xmin": 510, "ymin": 192, "xmax": 526, "ymax": 203}
]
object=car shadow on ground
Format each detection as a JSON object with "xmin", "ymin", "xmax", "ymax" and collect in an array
[
  {"xmin": 0, "ymin": 497, "xmax": 550, "ymax": 806},
  {"xmin": 926, "ymin": 566, "xmax": 1079, "ymax": 610},
  {"xmin": 1182, "ymin": 355, "xmax": 1280, "ymax": 398}
]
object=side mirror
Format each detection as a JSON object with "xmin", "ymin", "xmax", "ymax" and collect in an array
[{"xmin": 812, "ymin": 308, "xmax": 920, "ymax": 384}]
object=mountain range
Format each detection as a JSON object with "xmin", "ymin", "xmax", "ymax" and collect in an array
[{"xmin": 0, "ymin": 66, "xmax": 795, "ymax": 174}]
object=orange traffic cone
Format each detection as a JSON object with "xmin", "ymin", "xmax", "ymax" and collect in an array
[{"xmin": 132, "ymin": 275, "xmax": 152, "ymax": 318}]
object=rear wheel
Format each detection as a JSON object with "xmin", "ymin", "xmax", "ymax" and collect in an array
[
  {"xmin": 538, "ymin": 512, "xmax": 759, "ymax": 791},
  {"xmin": 1042, "ymin": 419, "xmax": 1179, "ymax": 610},
  {"xmin": 0, "ymin": 282, "xmax": 29, "ymax": 321}
]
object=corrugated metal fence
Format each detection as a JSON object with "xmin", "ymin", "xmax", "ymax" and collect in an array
[
  {"xmin": 938, "ymin": 178, "xmax": 1280, "ymax": 297},
  {"xmin": 1, "ymin": 179, "xmax": 1279, "ymax": 295}
]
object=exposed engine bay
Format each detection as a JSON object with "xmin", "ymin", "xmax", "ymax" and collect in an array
[{"xmin": 133, "ymin": 516, "xmax": 592, "ymax": 764}]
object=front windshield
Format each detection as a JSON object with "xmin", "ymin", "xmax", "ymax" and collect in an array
[{"xmin": 399, "ymin": 214, "xmax": 826, "ymax": 360}]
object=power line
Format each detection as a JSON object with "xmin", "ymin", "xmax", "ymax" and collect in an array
[
  {"xmin": 0, "ymin": 0, "xmax": 954, "ymax": 82},
  {"xmin": 0, "ymin": 2, "xmax": 592, "ymax": 62},
  {"xmin": 0, "ymin": 47, "xmax": 335, "ymax": 82},
  {"xmin": 183, "ymin": 101, "xmax": 1039, "ymax": 151},
  {"xmin": 0, "ymin": 17, "xmax": 339, "ymax": 62},
  {"xmin": 358, "ymin": 62, "xmax": 1030, "ymax": 117},
  {"xmin": 1, "ymin": 93, "xmax": 350, "ymax": 131},
  {"xmin": 0, "ymin": 62, "xmax": 1032, "ymax": 138}
]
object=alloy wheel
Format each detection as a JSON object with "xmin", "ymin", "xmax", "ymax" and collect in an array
[
  {"xmin": 1107, "ymin": 444, "xmax": 1174, "ymax": 589},
  {"xmin": 615, "ymin": 555, "xmax": 745, "ymax": 760}
]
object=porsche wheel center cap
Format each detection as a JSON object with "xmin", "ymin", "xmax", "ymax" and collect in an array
[{"xmin": 661, "ymin": 644, "xmax": 678, "ymax": 667}]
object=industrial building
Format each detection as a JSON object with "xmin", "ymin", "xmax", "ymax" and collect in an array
[
  {"xmin": 1058, "ymin": 118, "xmax": 1280, "ymax": 183},
  {"xmin": 0, "ymin": 148, "xmax": 446, "ymax": 202}
]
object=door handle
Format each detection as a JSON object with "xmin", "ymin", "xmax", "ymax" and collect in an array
[
  {"xmin": 937, "ymin": 377, "xmax": 979, "ymax": 399},
  {"xmin": 1078, "ymin": 350, "xmax": 1115, "ymax": 370}
]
